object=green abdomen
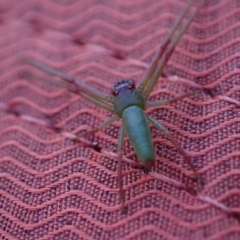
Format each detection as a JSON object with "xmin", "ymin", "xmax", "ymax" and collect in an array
[{"xmin": 122, "ymin": 106, "xmax": 155, "ymax": 167}]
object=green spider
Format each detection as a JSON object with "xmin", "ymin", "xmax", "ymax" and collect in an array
[{"xmin": 21, "ymin": 0, "xmax": 205, "ymax": 211}]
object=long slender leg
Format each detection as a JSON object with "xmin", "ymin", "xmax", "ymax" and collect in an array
[
  {"xmin": 0, "ymin": 101, "xmax": 52, "ymax": 127},
  {"xmin": 147, "ymin": 115, "xmax": 203, "ymax": 184},
  {"xmin": 138, "ymin": 0, "xmax": 197, "ymax": 91},
  {"xmin": 146, "ymin": 90, "xmax": 200, "ymax": 109},
  {"xmin": 117, "ymin": 125, "xmax": 126, "ymax": 212},
  {"xmin": 168, "ymin": 75, "xmax": 240, "ymax": 107},
  {"xmin": 21, "ymin": 71, "xmax": 114, "ymax": 112},
  {"xmin": 22, "ymin": 58, "xmax": 112, "ymax": 103},
  {"xmin": 198, "ymin": 195, "xmax": 240, "ymax": 220},
  {"xmin": 1, "ymin": 100, "xmax": 103, "ymax": 151},
  {"xmin": 72, "ymin": 115, "xmax": 118, "ymax": 142},
  {"xmin": 144, "ymin": 1, "xmax": 205, "ymax": 98}
]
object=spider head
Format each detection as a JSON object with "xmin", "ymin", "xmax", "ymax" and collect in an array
[{"xmin": 110, "ymin": 79, "xmax": 135, "ymax": 96}]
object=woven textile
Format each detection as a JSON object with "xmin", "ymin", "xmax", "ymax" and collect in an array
[{"xmin": 0, "ymin": 0, "xmax": 240, "ymax": 239}]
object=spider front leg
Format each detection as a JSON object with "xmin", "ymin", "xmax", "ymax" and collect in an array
[
  {"xmin": 22, "ymin": 58, "xmax": 114, "ymax": 108},
  {"xmin": 147, "ymin": 115, "xmax": 203, "ymax": 185},
  {"xmin": 138, "ymin": 0, "xmax": 198, "ymax": 92},
  {"xmin": 139, "ymin": 0, "xmax": 205, "ymax": 97}
]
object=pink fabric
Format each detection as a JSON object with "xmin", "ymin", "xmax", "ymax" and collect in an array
[{"xmin": 0, "ymin": 0, "xmax": 239, "ymax": 239}]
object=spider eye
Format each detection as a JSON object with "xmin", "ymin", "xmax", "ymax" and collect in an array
[
  {"xmin": 128, "ymin": 80, "xmax": 135, "ymax": 88},
  {"xmin": 111, "ymin": 87, "xmax": 118, "ymax": 96}
]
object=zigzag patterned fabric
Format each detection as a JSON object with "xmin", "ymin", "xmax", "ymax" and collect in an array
[{"xmin": 0, "ymin": 0, "xmax": 240, "ymax": 239}]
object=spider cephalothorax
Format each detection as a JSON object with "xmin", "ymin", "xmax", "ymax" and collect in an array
[{"xmin": 111, "ymin": 79, "xmax": 145, "ymax": 117}]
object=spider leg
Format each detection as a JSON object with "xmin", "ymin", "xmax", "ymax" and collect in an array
[
  {"xmin": 22, "ymin": 58, "xmax": 113, "ymax": 103},
  {"xmin": 138, "ymin": 0, "xmax": 200, "ymax": 92},
  {"xmin": 117, "ymin": 125, "xmax": 127, "ymax": 213},
  {"xmin": 72, "ymin": 115, "xmax": 118, "ymax": 142},
  {"xmin": 146, "ymin": 90, "xmax": 200, "ymax": 109},
  {"xmin": 147, "ymin": 115, "xmax": 203, "ymax": 184},
  {"xmin": 21, "ymin": 71, "xmax": 114, "ymax": 112},
  {"xmin": 143, "ymin": 0, "xmax": 205, "ymax": 98},
  {"xmin": 0, "ymin": 100, "xmax": 102, "ymax": 152}
]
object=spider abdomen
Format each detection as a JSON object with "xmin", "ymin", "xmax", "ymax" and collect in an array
[{"xmin": 122, "ymin": 105, "xmax": 155, "ymax": 167}]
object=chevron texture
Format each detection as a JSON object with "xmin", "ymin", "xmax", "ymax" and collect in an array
[{"xmin": 0, "ymin": 0, "xmax": 240, "ymax": 239}]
